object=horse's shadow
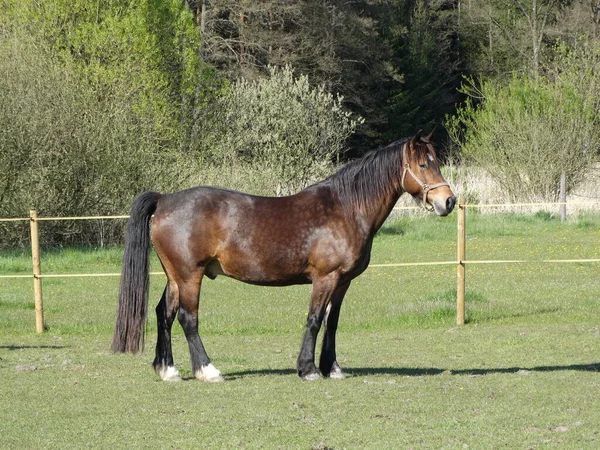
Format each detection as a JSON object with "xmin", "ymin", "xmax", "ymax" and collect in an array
[
  {"xmin": 0, "ymin": 345, "xmax": 67, "ymax": 351},
  {"xmin": 227, "ymin": 363, "xmax": 600, "ymax": 380}
]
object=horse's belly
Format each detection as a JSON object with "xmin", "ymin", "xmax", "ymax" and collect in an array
[{"xmin": 205, "ymin": 257, "xmax": 311, "ymax": 286}]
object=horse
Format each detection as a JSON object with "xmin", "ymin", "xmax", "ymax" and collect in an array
[{"xmin": 111, "ymin": 130, "xmax": 456, "ymax": 382}]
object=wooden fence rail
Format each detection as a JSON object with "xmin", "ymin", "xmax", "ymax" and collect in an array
[{"xmin": 1, "ymin": 200, "xmax": 599, "ymax": 332}]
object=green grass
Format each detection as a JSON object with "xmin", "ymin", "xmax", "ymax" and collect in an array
[{"xmin": 1, "ymin": 212, "xmax": 599, "ymax": 448}]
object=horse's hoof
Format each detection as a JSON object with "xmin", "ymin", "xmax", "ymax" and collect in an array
[
  {"xmin": 157, "ymin": 366, "xmax": 182, "ymax": 382},
  {"xmin": 195, "ymin": 363, "xmax": 225, "ymax": 382},
  {"xmin": 328, "ymin": 367, "xmax": 346, "ymax": 380},
  {"xmin": 302, "ymin": 372, "xmax": 321, "ymax": 381}
]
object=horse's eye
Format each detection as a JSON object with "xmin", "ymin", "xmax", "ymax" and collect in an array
[{"xmin": 419, "ymin": 163, "xmax": 428, "ymax": 169}]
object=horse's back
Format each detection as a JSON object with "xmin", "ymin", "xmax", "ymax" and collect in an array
[{"xmin": 153, "ymin": 185, "xmax": 332, "ymax": 236}]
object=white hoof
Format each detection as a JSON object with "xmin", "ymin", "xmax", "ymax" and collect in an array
[
  {"xmin": 195, "ymin": 363, "xmax": 225, "ymax": 382},
  {"xmin": 328, "ymin": 367, "xmax": 346, "ymax": 380},
  {"xmin": 302, "ymin": 372, "xmax": 321, "ymax": 381},
  {"xmin": 158, "ymin": 366, "xmax": 182, "ymax": 382}
]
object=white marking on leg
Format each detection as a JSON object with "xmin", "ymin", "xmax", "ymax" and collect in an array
[
  {"xmin": 195, "ymin": 363, "xmax": 224, "ymax": 382},
  {"xmin": 302, "ymin": 372, "xmax": 321, "ymax": 381},
  {"xmin": 324, "ymin": 303, "xmax": 332, "ymax": 328},
  {"xmin": 329, "ymin": 367, "xmax": 346, "ymax": 380},
  {"xmin": 158, "ymin": 365, "xmax": 181, "ymax": 382}
]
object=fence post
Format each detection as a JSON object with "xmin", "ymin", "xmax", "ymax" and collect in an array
[
  {"xmin": 456, "ymin": 198, "xmax": 466, "ymax": 325},
  {"xmin": 29, "ymin": 210, "xmax": 45, "ymax": 333},
  {"xmin": 559, "ymin": 172, "xmax": 566, "ymax": 221}
]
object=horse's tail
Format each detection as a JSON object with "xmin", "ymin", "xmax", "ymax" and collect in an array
[{"xmin": 111, "ymin": 191, "xmax": 161, "ymax": 353}]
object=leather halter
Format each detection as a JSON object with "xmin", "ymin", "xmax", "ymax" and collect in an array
[{"xmin": 401, "ymin": 142, "xmax": 450, "ymax": 205}]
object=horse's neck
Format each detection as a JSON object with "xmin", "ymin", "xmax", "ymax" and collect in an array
[
  {"xmin": 361, "ymin": 157, "xmax": 405, "ymax": 233},
  {"xmin": 324, "ymin": 156, "xmax": 405, "ymax": 235},
  {"xmin": 366, "ymin": 188, "xmax": 403, "ymax": 233},
  {"xmin": 334, "ymin": 171, "xmax": 404, "ymax": 236}
]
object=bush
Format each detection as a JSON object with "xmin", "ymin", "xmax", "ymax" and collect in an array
[
  {"xmin": 447, "ymin": 42, "xmax": 600, "ymax": 202},
  {"xmin": 191, "ymin": 66, "xmax": 364, "ymax": 195},
  {"xmin": 0, "ymin": 37, "xmax": 187, "ymax": 247}
]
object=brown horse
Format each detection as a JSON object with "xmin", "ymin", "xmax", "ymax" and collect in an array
[{"xmin": 111, "ymin": 131, "xmax": 456, "ymax": 381}]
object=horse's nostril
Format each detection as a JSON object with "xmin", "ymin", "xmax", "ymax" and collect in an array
[{"xmin": 447, "ymin": 196, "xmax": 456, "ymax": 212}]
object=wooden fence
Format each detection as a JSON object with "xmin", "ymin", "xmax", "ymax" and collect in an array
[{"xmin": 1, "ymin": 201, "xmax": 599, "ymax": 333}]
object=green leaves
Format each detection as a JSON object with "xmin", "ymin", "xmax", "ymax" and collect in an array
[
  {"xmin": 192, "ymin": 65, "xmax": 364, "ymax": 195},
  {"xmin": 447, "ymin": 42, "xmax": 600, "ymax": 202},
  {"xmin": 0, "ymin": 0, "xmax": 207, "ymax": 246}
]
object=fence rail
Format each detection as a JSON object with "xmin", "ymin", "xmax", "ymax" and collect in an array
[{"xmin": 1, "ymin": 200, "xmax": 599, "ymax": 332}]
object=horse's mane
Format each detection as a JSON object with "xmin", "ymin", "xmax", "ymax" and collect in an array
[{"xmin": 316, "ymin": 137, "xmax": 433, "ymax": 213}]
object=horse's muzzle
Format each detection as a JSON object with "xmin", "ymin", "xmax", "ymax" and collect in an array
[{"xmin": 432, "ymin": 195, "xmax": 456, "ymax": 216}]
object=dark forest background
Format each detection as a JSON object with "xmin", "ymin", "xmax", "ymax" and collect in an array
[{"xmin": 1, "ymin": 0, "xmax": 599, "ymax": 245}]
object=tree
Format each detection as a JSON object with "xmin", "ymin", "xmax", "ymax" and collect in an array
[
  {"xmin": 197, "ymin": 0, "xmax": 395, "ymax": 152},
  {"xmin": 3, "ymin": 0, "xmax": 206, "ymax": 136},
  {"xmin": 496, "ymin": 0, "xmax": 560, "ymax": 76},
  {"xmin": 385, "ymin": 0, "xmax": 463, "ymax": 145},
  {"xmin": 456, "ymin": 0, "xmax": 564, "ymax": 77},
  {"xmin": 191, "ymin": 66, "xmax": 364, "ymax": 195},
  {"xmin": 447, "ymin": 41, "xmax": 600, "ymax": 201},
  {"xmin": 0, "ymin": 0, "xmax": 210, "ymax": 246},
  {"xmin": 546, "ymin": 0, "xmax": 600, "ymax": 43}
]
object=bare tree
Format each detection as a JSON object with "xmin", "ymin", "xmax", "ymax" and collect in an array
[{"xmin": 489, "ymin": 0, "xmax": 558, "ymax": 76}]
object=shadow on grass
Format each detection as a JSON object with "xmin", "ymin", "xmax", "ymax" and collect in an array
[
  {"xmin": 347, "ymin": 363, "xmax": 600, "ymax": 377},
  {"xmin": 467, "ymin": 306, "xmax": 563, "ymax": 324},
  {"xmin": 0, "ymin": 345, "xmax": 67, "ymax": 351},
  {"xmin": 227, "ymin": 363, "xmax": 600, "ymax": 379},
  {"xmin": 226, "ymin": 368, "xmax": 296, "ymax": 380}
]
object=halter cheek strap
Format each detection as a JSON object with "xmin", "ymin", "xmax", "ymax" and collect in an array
[{"xmin": 401, "ymin": 144, "xmax": 450, "ymax": 205}]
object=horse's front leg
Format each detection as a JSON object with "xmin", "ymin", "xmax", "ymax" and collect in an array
[
  {"xmin": 319, "ymin": 281, "xmax": 351, "ymax": 379},
  {"xmin": 297, "ymin": 273, "xmax": 340, "ymax": 380}
]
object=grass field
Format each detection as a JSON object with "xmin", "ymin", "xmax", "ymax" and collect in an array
[{"xmin": 1, "ymin": 212, "xmax": 599, "ymax": 449}]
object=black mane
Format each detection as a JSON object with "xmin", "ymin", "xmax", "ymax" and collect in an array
[{"xmin": 317, "ymin": 137, "xmax": 436, "ymax": 212}]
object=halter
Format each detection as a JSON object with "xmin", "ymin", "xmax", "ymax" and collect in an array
[{"xmin": 401, "ymin": 142, "xmax": 450, "ymax": 206}]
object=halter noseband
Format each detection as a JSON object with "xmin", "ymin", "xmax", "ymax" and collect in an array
[{"xmin": 401, "ymin": 142, "xmax": 450, "ymax": 206}]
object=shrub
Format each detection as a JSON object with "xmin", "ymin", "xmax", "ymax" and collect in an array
[
  {"xmin": 191, "ymin": 66, "xmax": 364, "ymax": 195},
  {"xmin": 447, "ymin": 42, "xmax": 600, "ymax": 202},
  {"xmin": 0, "ymin": 38, "xmax": 185, "ymax": 247}
]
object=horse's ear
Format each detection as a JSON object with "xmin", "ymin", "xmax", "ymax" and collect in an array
[
  {"xmin": 424, "ymin": 125, "xmax": 437, "ymax": 143},
  {"xmin": 410, "ymin": 130, "xmax": 422, "ymax": 148}
]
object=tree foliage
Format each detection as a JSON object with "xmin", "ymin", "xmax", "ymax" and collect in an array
[
  {"xmin": 385, "ymin": 0, "xmax": 463, "ymax": 141},
  {"xmin": 192, "ymin": 66, "xmax": 364, "ymax": 195},
  {"xmin": 4, "ymin": 0, "xmax": 204, "ymax": 127},
  {"xmin": 197, "ymin": 0, "xmax": 395, "ymax": 150},
  {"xmin": 1, "ymin": 0, "xmax": 600, "ymax": 247},
  {"xmin": 447, "ymin": 40, "xmax": 600, "ymax": 201},
  {"xmin": 0, "ymin": 1, "xmax": 207, "ymax": 246}
]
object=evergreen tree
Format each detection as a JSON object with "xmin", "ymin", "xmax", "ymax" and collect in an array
[{"xmin": 384, "ymin": 0, "xmax": 463, "ymax": 149}]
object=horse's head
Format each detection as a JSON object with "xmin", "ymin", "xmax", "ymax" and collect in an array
[{"xmin": 401, "ymin": 130, "xmax": 456, "ymax": 216}]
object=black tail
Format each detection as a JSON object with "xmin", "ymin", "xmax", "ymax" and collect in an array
[{"xmin": 111, "ymin": 191, "xmax": 161, "ymax": 353}]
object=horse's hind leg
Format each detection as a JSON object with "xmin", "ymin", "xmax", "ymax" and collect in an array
[
  {"xmin": 153, "ymin": 281, "xmax": 181, "ymax": 381},
  {"xmin": 178, "ymin": 272, "xmax": 224, "ymax": 382}
]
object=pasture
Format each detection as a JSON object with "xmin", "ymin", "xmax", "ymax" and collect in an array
[{"xmin": 1, "ymin": 212, "xmax": 599, "ymax": 449}]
